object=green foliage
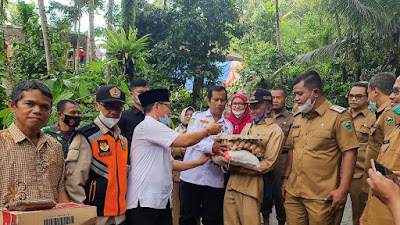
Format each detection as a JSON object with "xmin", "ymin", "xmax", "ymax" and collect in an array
[{"xmin": 100, "ymin": 27, "xmax": 150, "ymax": 81}]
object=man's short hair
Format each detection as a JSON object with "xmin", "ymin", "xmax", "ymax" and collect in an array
[
  {"xmin": 143, "ymin": 103, "xmax": 155, "ymax": 114},
  {"xmin": 292, "ymin": 71, "xmax": 323, "ymax": 94},
  {"xmin": 207, "ymin": 85, "xmax": 227, "ymax": 100},
  {"xmin": 57, "ymin": 99, "xmax": 78, "ymax": 113},
  {"xmin": 352, "ymin": 81, "xmax": 369, "ymax": 95},
  {"xmin": 130, "ymin": 79, "xmax": 148, "ymax": 90},
  {"xmin": 369, "ymin": 72, "xmax": 396, "ymax": 96},
  {"xmin": 272, "ymin": 85, "xmax": 288, "ymax": 97},
  {"xmin": 11, "ymin": 79, "xmax": 53, "ymax": 105}
]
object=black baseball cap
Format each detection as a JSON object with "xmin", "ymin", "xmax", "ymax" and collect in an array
[
  {"xmin": 96, "ymin": 85, "xmax": 126, "ymax": 103},
  {"xmin": 247, "ymin": 88, "xmax": 272, "ymax": 104},
  {"xmin": 139, "ymin": 89, "xmax": 170, "ymax": 108}
]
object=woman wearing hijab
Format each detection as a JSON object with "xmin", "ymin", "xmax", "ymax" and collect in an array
[
  {"xmin": 225, "ymin": 93, "xmax": 253, "ymax": 134},
  {"xmin": 171, "ymin": 106, "xmax": 195, "ymax": 225}
]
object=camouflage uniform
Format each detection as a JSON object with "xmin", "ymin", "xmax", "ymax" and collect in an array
[{"xmin": 42, "ymin": 124, "xmax": 73, "ymax": 158}]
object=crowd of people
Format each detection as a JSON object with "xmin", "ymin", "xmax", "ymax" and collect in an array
[{"xmin": 1, "ymin": 70, "xmax": 400, "ymax": 225}]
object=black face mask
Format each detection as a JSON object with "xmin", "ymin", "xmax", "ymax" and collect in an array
[{"xmin": 63, "ymin": 114, "xmax": 81, "ymax": 128}]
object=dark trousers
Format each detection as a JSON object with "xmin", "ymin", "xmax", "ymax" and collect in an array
[
  {"xmin": 125, "ymin": 202, "xmax": 172, "ymax": 225},
  {"xmin": 179, "ymin": 181, "xmax": 224, "ymax": 225}
]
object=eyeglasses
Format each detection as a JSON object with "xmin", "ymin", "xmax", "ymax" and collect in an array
[
  {"xmin": 158, "ymin": 102, "xmax": 171, "ymax": 109},
  {"xmin": 232, "ymin": 103, "xmax": 247, "ymax": 106},
  {"xmin": 347, "ymin": 94, "xmax": 367, "ymax": 100},
  {"xmin": 99, "ymin": 102, "xmax": 124, "ymax": 111},
  {"xmin": 393, "ymin": 89, "xmax": 400, "ymax": 96}
]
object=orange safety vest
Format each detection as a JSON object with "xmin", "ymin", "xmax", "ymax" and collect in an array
[{"xmin": 75, "ymin": 123, "xmax": 128, "ymax": 217}]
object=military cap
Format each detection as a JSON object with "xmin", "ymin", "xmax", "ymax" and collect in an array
[
  {"xmin": 96, "ymin": 85, "xmax": 126, "ymax": 103},
  {"xmin": 138, "ymin": 89, "xmax": 170, "ymax": 108},
  {"xmin": 247, "ymin": 88, "xmax": 272, "ymax": 104}
]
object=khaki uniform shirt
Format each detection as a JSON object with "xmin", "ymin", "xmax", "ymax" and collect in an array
[
  {"xmin": 274, "ymin": 108, "xmax": 294, "ymax": 153},
  {"xmin": 65, "ymin": 118, "xmax": 125, "ymax": 225},
  {"xmin": 350, "ymin": 107, "xmax": 376, "ymax": 178},
  {"xmin": 0, "ymin": 123, "xmax": 65, "ymax": 206},
  {"xmin": 362, "ymin": 105, "xmax": 399, "ymax": 191},
  {"xmin": 285, "ymin": 100, "xmax": 359, "ymax": 200},
  {"xmin": 364, "ymin": 124, "xmax": 400, "ymax": 225},
  {"xmin": 226, "ymin": 118, "xmax": 284, "ymax": 202}
]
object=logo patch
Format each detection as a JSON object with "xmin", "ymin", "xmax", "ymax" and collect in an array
[
  {"xmin": 109, "ymin": 87, "xmax": 121, "ymax": 98},
  {"xmin": 385, "ymin": 116, "xmax": 394, "ymax": 126},
  {"xmin": 188, "ymin": 118, "xmax": 195, "ymax": 127},
  {"xmin": 98, "ymin": 140, "xmax": 112, "ymax": 157},
  {"xmin": 342, "ymin": 121, "xmax": 353, "ymax": 132}
]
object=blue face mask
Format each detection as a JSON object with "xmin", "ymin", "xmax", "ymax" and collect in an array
[
  {"xmin": 159, "ymin": 114, "xmax": 170, "ymax": 126},
  {"xmin": 391, "ymin": 104, "xmax": 400, "ymax": 116},
  {"xmin": 253, "ymin": 112, "xmax": 268, "ymax": 124},
  {"xmin": 369, "ymin": 101, "xmax": 377, "ymax": 112}
]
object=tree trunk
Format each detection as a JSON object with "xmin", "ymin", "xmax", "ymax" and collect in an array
[
  {"xmin": 121, "ymin": 0, "xmax": 136, "ymax": 37},
  {"xmin": 106, "ymin": 0, "xmax": 114, "ymax": 77},
  {"xmin": 75, "ymin": 17, "xmax": 81, "ymax": 71},
  {"xmin": 191, "ymin": 71, "xmax": 204, "ymax": 107},
  {"xmin": 37, "ymin": 0, "xmax": 54, "ymax": 73},
  {"xmin": 89, "ymin": 0, "xmax": 96, "ymax": 62},
  {"xmin": 334, "ymin": 12, "xmax": 342, "ymax": 42},
  {"xmin": 275, "ymin": 0, "xmax": 284, "ymax": 65}
]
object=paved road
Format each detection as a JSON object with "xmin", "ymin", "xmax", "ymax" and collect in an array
[{"xmin": 265, "ymin": 194, "xmax": 353, "ymax": 225}]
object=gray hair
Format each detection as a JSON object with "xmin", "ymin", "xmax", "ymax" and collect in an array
[
  {"xmin": 11, "ymin": 79, "xmax": 53, "ymax": 105},
  {"xmin": 369, "ymin": 72, "xmax": 396, "ymax": 96}
]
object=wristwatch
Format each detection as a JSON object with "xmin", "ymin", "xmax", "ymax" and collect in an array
[{"xmin": 281, "ymin": 176, "xmax": 289, "ymax": 180}]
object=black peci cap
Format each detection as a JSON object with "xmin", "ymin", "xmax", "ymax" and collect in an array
[
  {"xmin": 247, "ymin": 88, "xmax": 272, "ymax": 104},
  {"xmin": 96, "ymin": 85, "xmax": 126, "ymax": 103},
  {"xmin": 138, "ymin": 89, "xmax": 170, "ymax": 108}
]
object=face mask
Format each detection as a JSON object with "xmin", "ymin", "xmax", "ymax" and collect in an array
[
  {"xmin": 232, "ymin": 109, "xmax": 246, "ymax": 118},
  {"xmin": 391, "ymin": 104, "xmax": 400, "ymax": 115},
  {"xmin": 369, "ymin": 101, "xmax": 377, "ymax": 112},
  {"xmin": 99, "ymin": 112, "xmax": 120, "ymax": 128},
  {"xmin": 298, "ymin": 95, "xmax": 316, "ymax": 114},
  {"xmin": 135, "ymin": 95, "xmax": 142, "ymax": 106},
  {"xmin": 63, "ymin": 114, "xmax": 81, "ymax": 128},
  {"xmin": 159, "ymin": 114, "xmax": 170, "ymax": 126}
]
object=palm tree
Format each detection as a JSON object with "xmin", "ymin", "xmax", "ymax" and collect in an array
[
  {"xmin": 37, "ymin": 0, "xmax": 53, "ymax": 72},
  {"xmin": 100, "ymin": 27, "xmax": 150, "ymax": 81}
]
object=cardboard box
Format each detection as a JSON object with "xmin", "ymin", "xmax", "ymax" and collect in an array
[{"xmin": 0, "ymin": 203, "xmax": 97, "ymax": 225}]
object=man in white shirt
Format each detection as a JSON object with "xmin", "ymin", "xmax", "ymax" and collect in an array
[
  {"xmin": 180, "ymin": 85, "xmax": 233, "ymax": 225},
  {"xmin": 125, "ymin": 89, "xmax": 223, "ymax": 225}
]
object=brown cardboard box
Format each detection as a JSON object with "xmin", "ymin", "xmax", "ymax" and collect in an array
[{"xmin": 0, "ymin": 203, "xmax": 97, "ymax": 225}]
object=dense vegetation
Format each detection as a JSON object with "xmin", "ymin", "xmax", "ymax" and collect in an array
[{"xmin": 0, "ymin": 0, "xmax": 399, "ymax": 128}]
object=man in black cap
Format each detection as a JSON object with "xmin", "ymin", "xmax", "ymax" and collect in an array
[
  {"xmin": 125, "ymin": 88, "xmax": 224, "ymax": 225},
  {"xmin": 224, "ymin": 88, "xmax": 284, "ymax": 225},
  {"xmin": 65, "ymin": 85, "xmax": 128, "ymax": 225}
]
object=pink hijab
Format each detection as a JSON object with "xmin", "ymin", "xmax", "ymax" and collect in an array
[{"xmin": 225, "ymin": 93, "xmax": 253, "ymax": 134}]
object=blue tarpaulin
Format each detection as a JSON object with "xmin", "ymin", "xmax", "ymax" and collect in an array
[{"xmin": 184, "ymin": 61, "xmax": 233, "ymax": 90}]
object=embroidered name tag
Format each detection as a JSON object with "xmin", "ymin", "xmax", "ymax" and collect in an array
[{"xmin": 293, "ymin": 125, "xmax": 301, "ymax": 129}]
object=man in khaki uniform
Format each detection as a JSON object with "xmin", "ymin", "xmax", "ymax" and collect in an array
[
  {"xmin": 224, "ymin": 88, "xmax": 284, "ymax": 225},
  {"xmin": 261, "ymin": 86, "xmax": 294, "ymax": 225},
  {"xmin": 282, "ymin": 71, "xmax": 359, "ymax": 225},
  {"xmin": 65, "ymin": 85, "xmax": 128, "ymax": 225},
  {"xmin": 362, "ymin": 72, "xmax": 397, "ymax": 192},
  {"xmin": 347, "ymin": 82, "xmax": 376, "ymax": 225},
  {"xmin": 360, "ymin": 76, "xmax": 400, "ymax": 225}
]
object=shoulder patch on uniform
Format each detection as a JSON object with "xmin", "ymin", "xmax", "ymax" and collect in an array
[
  {"xmin": 385, "ymin": 116, "xmax": 394, "ymax": 126},
  {"xmin": 330, "ymin": 105, "xmax": 347, "ymax": 113},
  {"xmin": 342, "ymin": 121, "xmax": 353, "ymax": 132},
  {"xmin": 188, "ymin": 118, "xmax": 195, "ymax": 127}
]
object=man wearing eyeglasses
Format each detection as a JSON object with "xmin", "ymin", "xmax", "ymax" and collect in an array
[
  {"xmin": 65, "ymin": 85, "xmax": 128, "ymax": 225},
  {"xmin": 346, "ymin": 82, "xmax": 376, "ymax": 225}
]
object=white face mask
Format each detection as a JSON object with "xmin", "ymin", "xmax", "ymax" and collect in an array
[
  {"xmin": 232, "ymin": 109, "xmax": 246, "ymax": 118},
  {"xmin": 99, "ymin": 112, "xmax": 120, "ymax": 128},
  {"xmin": 298, "ymin": 95, "xmax": 316, "ymax": 114},
  {"xmin": 134, "ymin": 95, "xmax": 142, "ymax": 106}
]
